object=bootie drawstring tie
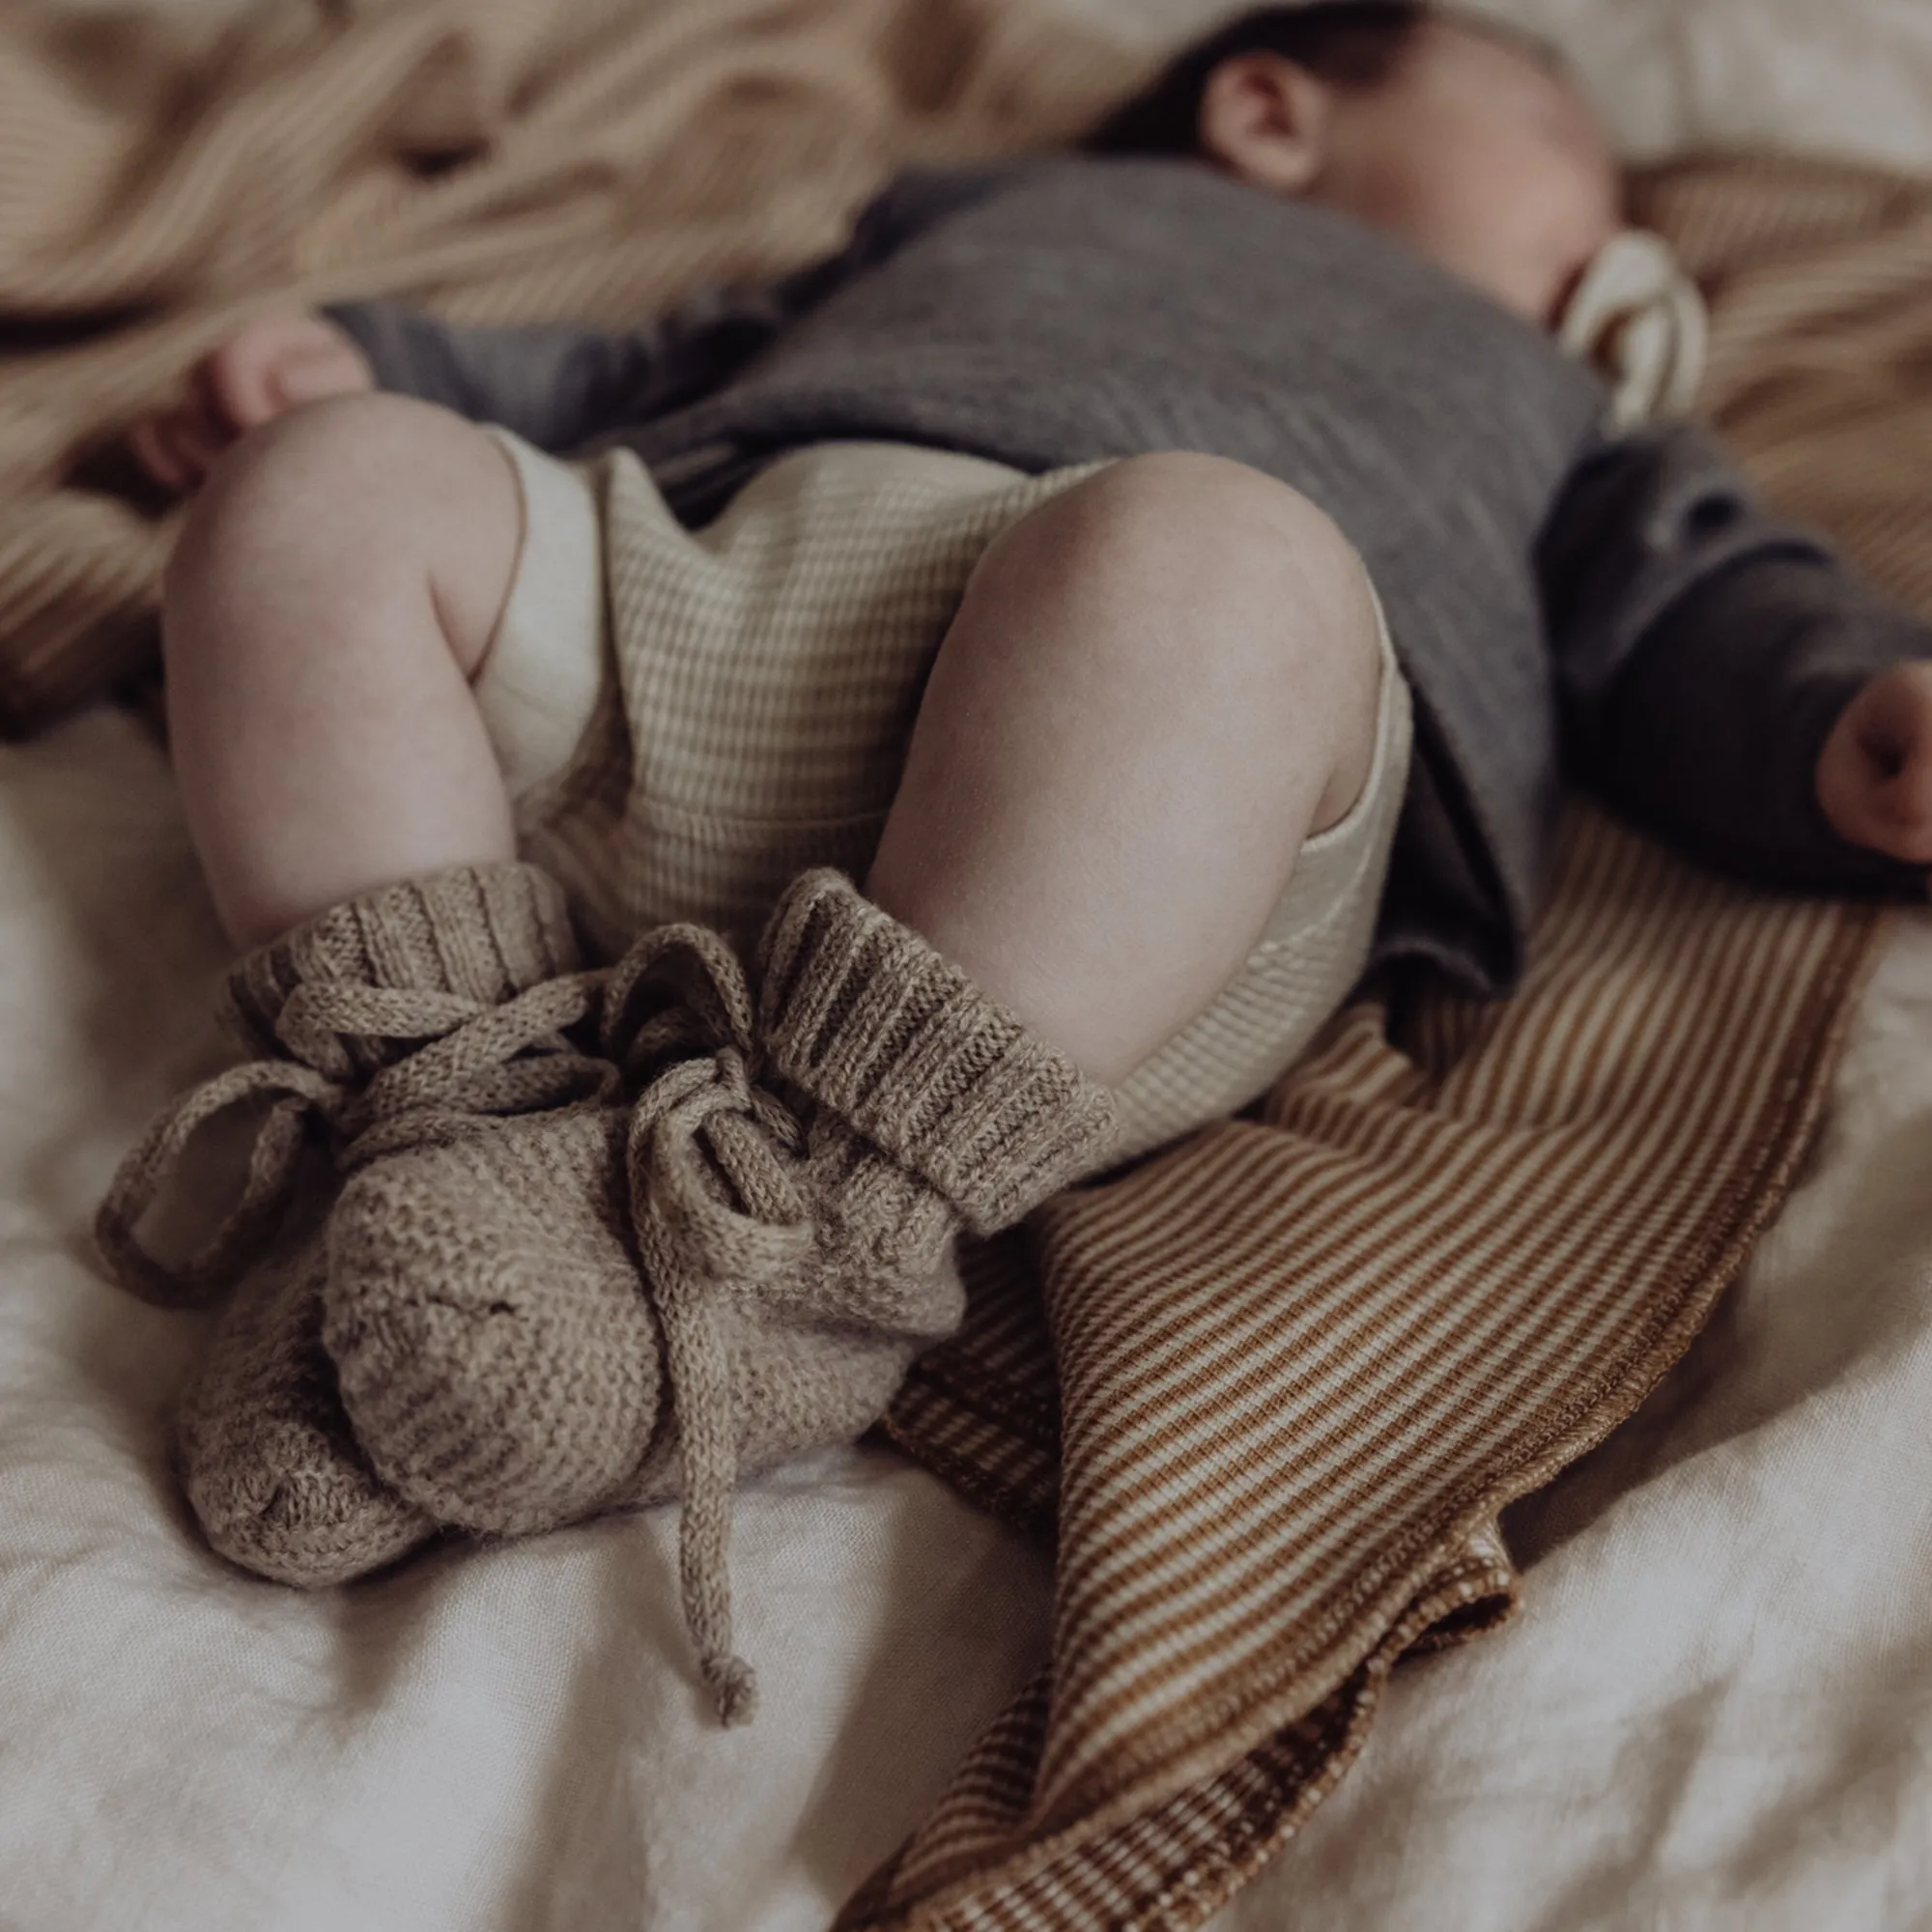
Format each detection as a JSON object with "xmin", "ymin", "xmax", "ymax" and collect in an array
[
  {"xmin": 604, "ymin": 923, "xmax": 813, "ymax": 1726},
  {"xmin": 96, "ymin": 972, "xmax": 616, "ymax": 1309}
]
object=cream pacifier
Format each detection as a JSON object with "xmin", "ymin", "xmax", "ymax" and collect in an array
[{"xmin": 1558, "ymin": 228, "xmax": 1709, "ymax": 431}]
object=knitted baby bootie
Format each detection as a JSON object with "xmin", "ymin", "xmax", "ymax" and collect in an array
[
  {"xmin": 173, "ymin": 1211, "xmax": 428, "ymax": 1587},
  {"xmin": 320, "ymin": 1100, "xmax": 661, "ymax": 1541},
  {"xmin": 322, "ymin": 870, "xmax": 1118, "ymax": 1720},
  {"xmin": 754, "ymin": 868, "xmax": 1124, "ymax": 1307},
  {"xmin": 96, "ymin": 863, "xmax": 607, "ymax": 1586},
  {"xmin": 316, "ymin": 922, "xmax": 829, "ymax": 1552}
]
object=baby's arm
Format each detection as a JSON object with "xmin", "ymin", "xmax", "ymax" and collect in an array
[
  {"xmin": 316, "ymin": 163, "xmax": 1018, "ymax": 447},
  {"xmin": 317, "ymin": 277, "xmax": 828, "ymax": 453},
  {"xmin": 128, "ymin": 164, "xmax": 1020, "ymax": 493},
  {"xmin": 1541, "ymin": 424, "xmax": 1932, "ymax": 892},
  {"xmin": 128, "ymin": 280, "xmax": 816, "ymax": 495}
]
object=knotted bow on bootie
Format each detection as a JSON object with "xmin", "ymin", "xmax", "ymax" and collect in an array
[
  {"xmin": 594, "ymin": 871, "xmax": 1126, "ymax": 1726},
  {"xmin": 97, "ymin": 971, "xmax": 616, "ymax": 1308},
  {"xmin": 601, "ymin": 923, "xmax": 817, "ymax": 1726}
]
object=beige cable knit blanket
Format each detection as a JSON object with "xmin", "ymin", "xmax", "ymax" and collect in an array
[
  {"xmin": 0, "ymin": 0, "xmax": 1139, "ymax": 729},
  {"xmin": 5, "ymin": 4, "xmax": 1930, "ymax": 1928}
]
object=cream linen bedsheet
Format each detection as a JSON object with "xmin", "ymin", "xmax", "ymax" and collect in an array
[
  {"xmin": 9, "ymin": 1, "xmax": 1932, "ymax": 1926},
  {"xmin": 3, "ymin": 689, "xmax": 1930, "ymax": 1932},
  {"xmin": 0, "ymin": 713, "xmax": 1056, "ymax": 1931}
]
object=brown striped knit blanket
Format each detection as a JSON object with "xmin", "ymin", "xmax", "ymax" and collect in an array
[{"xmin": 6, "ymin": 4, "xmax": 1932, "ymax": 1929}]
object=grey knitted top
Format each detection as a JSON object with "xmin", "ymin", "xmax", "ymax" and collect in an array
[{"xmin": 327, "ymin": 156, "xmax": 1932, "ymax": 996}]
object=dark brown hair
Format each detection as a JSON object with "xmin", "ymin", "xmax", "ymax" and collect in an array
[{"xmin": 1083, "ymin": 3, "xmax": 1432, "ymax": 157}]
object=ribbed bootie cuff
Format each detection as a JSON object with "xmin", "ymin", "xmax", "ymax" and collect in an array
[
  {"xmin": 227, "ymin": 863, "xmax": 582, "ymax": 1067},
  {"xmin": 756, "ymin": 870, "xmax": 1119, "ymax": 1235}
]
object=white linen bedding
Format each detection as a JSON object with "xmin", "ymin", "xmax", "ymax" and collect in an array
[{"xmin": 7, "ymin": 3, "xmax": 1932, "ymax": 1927}]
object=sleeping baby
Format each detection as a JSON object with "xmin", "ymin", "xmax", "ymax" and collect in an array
[{"xmin": 99, "ymin": 1, "xmax": 1932, "ymax": 1721}]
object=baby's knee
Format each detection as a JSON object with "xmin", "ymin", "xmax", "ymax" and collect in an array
[
  {"xmin": 1015, "ymin": 454, "xmax": 1381, "ymax": 714},
  {"xmin": 1085, "ymin": 453, "xmax": 1373, "ymax": 629},
  {"xmin": 1008, "ymin": 454, "xmax": 1370, "ymax": 646},
  {"xmin": 999, "ymin": 454, "xmax": 1385, "ymax": 823}
]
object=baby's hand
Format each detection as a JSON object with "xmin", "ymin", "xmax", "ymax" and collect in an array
[
  {"xmin": 128, "ymin": 308, "xmax": 374, "ymax": 493},
  {"xmin": 1817, "ymin": 662, "xmax": 1932, "ymax": 872}
]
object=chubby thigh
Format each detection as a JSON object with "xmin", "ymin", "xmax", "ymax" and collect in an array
[
  {"xmin": 473, "ymin": 431, "xmax": 1410, "ymax": 1155},
  {"xmin": 159, "ymin": 392, "xmax": 531, "ymax": 950}
]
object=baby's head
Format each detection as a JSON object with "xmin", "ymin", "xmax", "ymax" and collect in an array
[{"xmin": 1087, "ymin": 2, "xmax": 1622, "ymax": 328}]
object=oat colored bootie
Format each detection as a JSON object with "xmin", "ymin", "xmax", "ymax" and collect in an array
[
  {"xmin": 173, "ymin": 1212, "xmax": 430, "ymax": 1587},
  {"xmin": 96, "ymin": 864, "xmax": 607, "ymax": 1586},
  {"xmin": 322, "ymin": 870, "xmax": 1119, "ymax": 1720},
  {"xmin": 320, "ymin": 1100, "xmax": 660, "ymax": 1539}
]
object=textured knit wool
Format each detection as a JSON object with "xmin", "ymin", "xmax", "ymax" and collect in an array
[
  {"xmin": 315, "ymin": 916, "xmax": 924, "ymax": 1551},
  {"xmin": 97, "ymin": 862, "xmax": 605, "ymax": 1586},
  {"xmin": 321, "ymin": 869, "xmax": 1117, "ymax": 1720},
  {"xmin": 173, "ymin": 1193, "xmax": 434, "ymax": 1589},
  {"xmin": 322, "ymin": 1105, "xmax": 658, "ymax": 1536},
  {"xmin": 757, "ymin": 871, "xmax": 1122, "ymax": 1239}
]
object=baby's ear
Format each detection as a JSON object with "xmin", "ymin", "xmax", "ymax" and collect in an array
[{"xmin": 1198, "ymin": 52, "xmax": 1332, "ymax": 196}]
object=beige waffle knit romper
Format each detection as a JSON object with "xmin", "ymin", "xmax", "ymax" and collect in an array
[{"xmin": 475, "ymin": 430, "xmax": 1413, "ymax": 1164}]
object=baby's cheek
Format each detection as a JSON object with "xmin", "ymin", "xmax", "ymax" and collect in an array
[{"xmin": 1393, "ymin": 150, "xmax": 1576, "ymax": 319}]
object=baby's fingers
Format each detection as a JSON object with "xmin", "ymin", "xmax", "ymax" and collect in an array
[
  {"xmin": 126, "ymin": 413, "xmax": 189, "ymax": 492},
  {"xmin": 1822, "ymin": 779, "xmax": 1932, "ymax": 865},
  {"xmin": 127, "ymin": 400, "xmax": 230, "ymax": 494},
  {"xmin": 1817, "ymin": 666, "xmax": 1932, "ymax": 864},
  {"xmin": 203, "ymin": 312, "xmax": 372, "ymax": 433},
  {"xmin": 1867, "ymin": 758, "xmax": 1932, "ymax": 863}
]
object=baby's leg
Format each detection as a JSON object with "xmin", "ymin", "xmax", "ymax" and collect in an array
[
  {"xmin": 868, "ymin": 453, "xmax": 1383, "ymax": 1086},
  {"xmin": 135, "ymin": 395, "xmax": 550, "ymax": 1586},
  {"xmin": 161, "ymin": 392, "xmax": 523, "ymax": 949},
  {"xmin": 270, "ymin": 448, "xmax": 1382, "ymax": 1672}
]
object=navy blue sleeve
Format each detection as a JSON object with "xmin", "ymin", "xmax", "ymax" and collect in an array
[{"xmin": 1540, "ymin": 423, "xmax": 1932, "ymax": 893}]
